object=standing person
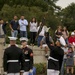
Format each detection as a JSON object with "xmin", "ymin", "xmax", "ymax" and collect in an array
[
  {"xmin": 0, "ymin": 19, "xmax": 8, "ymax": 45},
  {"xmin": 66, "ymin": 47, "xmax": 74, "ymax": 75},
  {"xmin": 47, "ymin": 40, "xmax": 64, "ymax": 75},
  {"xmin": 19, "ymin": 15, "xmax": 28, "ymax": 37},
  {"xmin": 2, "ymin": 21, "xmax": 8, "ymax": 45},
  {"xmin": 0, "ymin": 19, "xmax": 4, "ymax": 37},
  {"xmin": 3, "ymin": 37, "xmax": 25, "ymax": 75},
  {"xmin": 68, "ymin": 32, "xmax": 75, "ymax": 66},
  {"xmin": 20, "ymin": 37, "xmax": 33, "ymax": 75},
  {"xmin": 62, "ymin": 26, "xmax": 69, "ymax": 45},
  {"xmin": 9, "ymin": 16, "xmax": 19, "ymax": 37},
  {"xmin": 58, "ymin": 33, "xmax": 68, "ymax": 75},
  {"xmin": 29, "ymin": 17, "xmax": 38, "ymax": 45},
  {"xmin": 37, "ymin": 22, "xmax": 45, "ymax": 47},
  {"xmin": 0, "ymin": 19, "xmax": 5, "ymax": 74},
  {"xmin": 68, "ymin": 32, "xmax": 75, "ymax": 46},
  {"xmin": 55, "ymin": 25, "xmax": 62, "ymax": 41}
]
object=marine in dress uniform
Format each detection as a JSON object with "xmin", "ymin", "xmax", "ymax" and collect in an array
[
  {"xmin": 20, "ymin": 37, "xmax": 33, "ymax": 75},
  {"xmin": 3, "ymin": 37, "xmax": 25, "ymax": 75},
  {"xmin": 47, "ymin": 40, "xmax": 64, "ymax": 75}
]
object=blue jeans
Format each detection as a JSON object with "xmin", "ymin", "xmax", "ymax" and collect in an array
[
  {"xmin": 60, "ymin": 59, "xmax": 67, "ymax": 75},
  {"xmin": 20, "ymin": 31, "xmax": 27, "ymax": 37},
  {"xmin": 37, "ymin": 36, "xmax": 43, "ymax": 47},
  {"xmin": 11, "ymin": 30, "xmax": 18, "ymax": 37}
]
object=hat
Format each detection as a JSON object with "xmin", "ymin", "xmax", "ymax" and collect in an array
[
  {"xmin": 20, "ymin": 37, "xmax": 28, "ymax": 42},
  {"xmin": 8, "ymin": 37, "xmax": 17, "ymax": 40},
  {"xmin": 71, "ymin": 32, "xmax": 75, "ymax": 35}
]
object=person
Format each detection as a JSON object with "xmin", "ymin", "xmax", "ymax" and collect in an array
[
  {"xmin": 68, "ymin": 32, "xmax": 75, "ymax": 46},
  {"xmin": 0, "ymin": 19, "xmax": 5, "ymax": 74},
  {"xmin": 37, "ymin": 22, "xmax": 45, "ymax": 47},
  {"xmin": 3, "ymin": 37, "xmax": 25, "ymax": 75},
  {"xmin": 66, "ymin": 47, "xmax": 74, "ymax": 75},
  {"xmin": 29, "ymin": 17, "xmax": 38, "ymax": 45},
  {"xmin": 0, "ymin": 19, "xmax": 4, "ymax": 37},
  {"xmin": 19, "ymin": 15, "xmax": 28, "ymax": 37},
  {"xmin": 2, "ymin": 20, "xmax": 8, "ymax": 45},
  {"xmin": 40, "ymin": 32, "xmax": 54, "ymax": 57},
  {"xmin": 20, "ymin": 37, "xmax": 33, "ymax": 75},
  {"xmin": 0, "ymin": 19, "xmax": 8, "ymax": 45},
  {"xmin": 62, "ymin": 26, "xmax": 69, "ymax": 45},
  {"xmin": 55, "ymin": 25, "xmax": 62, "ymax": 41},
  {"xmin": 9, "ymin": 16, "xmax": 19, "ymax": 37},
  {"xmin": 58, "ymin": 33, "xmax": 68, "ymax": 75},
  {"xmin": 68, "ymin": 32, "xmax": 75, "ymax": 66},
  {"xmin": 47, "ymin": 40, "xmax": 64, "ymax": 75}
]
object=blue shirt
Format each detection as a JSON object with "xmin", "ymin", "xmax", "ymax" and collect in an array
[{"xmin": 19, "ymin": 19, "xmax": 28, "ymax": 31}]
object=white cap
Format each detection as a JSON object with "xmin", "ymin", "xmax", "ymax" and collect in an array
[
  {"xmin": 20, "ymin": 37, "xmax": 28, "ymax": 41},
  {"xmin": 71, "ymin": 32, "xmax": 75, "ymax": 35},
  {"xmin": 8, "ymin": 37, "xmax": 17, "ymax": 40}
]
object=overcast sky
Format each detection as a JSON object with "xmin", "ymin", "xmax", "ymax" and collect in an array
[{"xmin": 56, "ymin": 0, "xmax": 75, "ymax": 8}]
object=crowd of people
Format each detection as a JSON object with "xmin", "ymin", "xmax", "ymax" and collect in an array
[{"xmin": 0, "ymin": 15, "xmax": 75, "ymax": 75}]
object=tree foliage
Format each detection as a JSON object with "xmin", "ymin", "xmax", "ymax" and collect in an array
[{"xmin": 60, "ymin": 3, "xmax": 75, "ymax": 31}]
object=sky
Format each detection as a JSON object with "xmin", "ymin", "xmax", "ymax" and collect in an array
[{"xmin": 56, "ymin": 0, "xmax": 75, "ymax": 8}]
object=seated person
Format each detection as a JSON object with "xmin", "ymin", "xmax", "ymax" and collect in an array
[{"xmin": 40, "ymin": 32, "xmax": 54, "ymax": 57}]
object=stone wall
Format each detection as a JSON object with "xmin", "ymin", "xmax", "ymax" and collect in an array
[{"xmin": 29, "ymin": 46, "xmax": 50, "ymax": 63}]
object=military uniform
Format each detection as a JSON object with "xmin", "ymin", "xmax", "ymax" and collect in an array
[
  {"xmin": 47, "ymin": 44, "xmax": 64, "ymax": 75},
  {"xmin": 3, "ymin": 45, "xmax": 25, "ymax": 75},
  {"xmin": 22, "ymin": 47, "xmax": 33, "ymax": 75}
]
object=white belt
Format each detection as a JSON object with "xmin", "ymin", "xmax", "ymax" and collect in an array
[
  {"xmin": 7, "ymin": 60, "xmax": 19, "ymax": 63},
  {"xmin": 25, "ymin": 59, "xmax": 30, "ymax": 62},
  {"xmin": 48, "ymin": 56, "xmax": 58, "ymax": 61}
]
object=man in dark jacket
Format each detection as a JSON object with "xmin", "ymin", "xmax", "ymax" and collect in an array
[{"xmin": 3, "ymin": 37, "xmax": 25, "ymax": 75}]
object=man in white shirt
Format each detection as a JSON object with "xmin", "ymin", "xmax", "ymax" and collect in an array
[{"xmin": 19, "ymin": 15, "xmax": 28, "ymax": 37}]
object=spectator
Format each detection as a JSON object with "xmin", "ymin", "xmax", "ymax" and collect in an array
[
  {"xmin": 0, "ymin": 19, "xmax": 4, "ymax": 37},
  {"xmin": 66, "ymin": 47, "xmax": 74, "ymax": 75},
  {"xmin": 62, "ymin": 26, "xmax": 69, "ymax": 45},
  {"xmin": 68, "ymin": 32, "xmax": 75, "ymax": 46},
  {"xmin": 36, "ymin": 22, "xmax": 45, "ymax": 47},
  {"xmin": 29, "ymin": 17, "xmax": 38, "ymax": 45},
  {"xmin": 19, "ymin": 15, "xmax": 28, "ymax": 37},
  {"xmin": 55, "ymin": 25, "xmax": 62, "ymax": 41},
  {"xmin": 69, "ymin": 32, "xmax": 75, "ymax": 66},
  {"xmin": 40, "ymin": 32, "xmax": 54, "ymax": 57},
  {"xmin": 58, "ymin": 33, "xmax": 68, "ymax": 75},
  {"xmin": 9, "ymin": 16, "xmax": 19, "ymax": 37}
]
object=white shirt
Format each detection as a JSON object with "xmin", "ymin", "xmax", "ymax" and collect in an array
[
  {"xmin": 19, "ymin": 19, "xmax": 28, "ymax": 31},
  {"xmin": 30, "ymin": 22, "xmax": 37, "ymax": 32},
  {"xmin": 0, "ymin": 24, "xmax": 4, "ymax": 35},
  {"xmin": 37, "ymin": 26, "xmax": 45, "ymax": 36}
]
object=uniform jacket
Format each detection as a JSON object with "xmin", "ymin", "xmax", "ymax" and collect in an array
[
  {"xmin": 22, "ymin": 47, "xmax": 33, "ymax": 71},
  {"xmin": 3, "ymin": 45, "xmax": 25, "ymax": 73},
  {"xmin": 47, "ymin": 44, "xmax": 64, "ymax": 71}
]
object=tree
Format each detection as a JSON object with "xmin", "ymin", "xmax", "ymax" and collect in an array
[{"xmin": 60, "ymin": 3, "xmax": 75, "ymax": 31}]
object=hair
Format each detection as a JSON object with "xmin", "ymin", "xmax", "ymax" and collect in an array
[
  {"xmin": 68, "ymin": 47, "xmax": 73, "ymax": 52},
  {"xmin": 31, "ymin": 17, "xmax": 36, "ymax": 23}
]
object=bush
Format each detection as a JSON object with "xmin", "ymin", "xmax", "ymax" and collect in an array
[{"xmin": 34, "ymin": 63, "xmax": 47, "ymax": 74}]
